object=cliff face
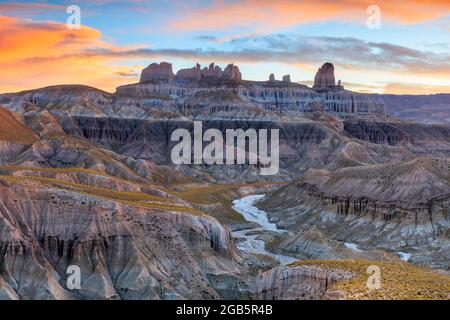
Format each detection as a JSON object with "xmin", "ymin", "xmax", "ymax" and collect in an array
[
  {"xmin": 258, "ymin": 260, "xmax": 450, "ymax": 300},
  {"xmin": 256, "ymin": 265, "xmax": 352, "ymax": 300},
  {"xmin": 344, "ymin": 120, "xmax": 450, "ymax": 157},
  {"xmin": 0, "ymin": 101, "xmax": 417, "ymax": 183},
  {"xmin": 260, "ymin": 159, "xmax": 450, "ymax": 269},
  {"xmin": 0, "ymin": 171, "xmax": 253, "ymax": 300},
  {"xmin": 3, "ymin": 61, "xmax": 450, "ymax": 124},
  {"xmin": 115, "ymin": 80, "xmax": 387, "ymax": 119},
  {"xmin": 0, "ymin": 80, "xmax": 388, "ymax": 121},
  {"xmin": 140, "ymin": 62, "xmax": 174, "ymax": 82},
  {"xmin": 381, "ymin": 94, "xmax": 450, "ymax": 122},
  {"xmin": 57, "ymin": 117, "xmax": 416, "ymax": 183}
]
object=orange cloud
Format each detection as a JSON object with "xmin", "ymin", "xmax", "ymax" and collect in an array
[
  {"xmin": 0, "ymin": 16, "xmax": 106, "ymax": 62},
  {"xmin": 384, "ymin": 83, "xmax": 450, "ymax": 95},
  {"xmin": 170, "ymin": 0, "xmax": 450, "ymax": 31},
  {"xmin": 0, "ymin": 16, "xmax": 138, "ymax": 93}
]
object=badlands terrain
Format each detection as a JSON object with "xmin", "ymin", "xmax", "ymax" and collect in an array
[{"xmin": 0, "ymin": 62, "xmax": 449, "ymax": 299}]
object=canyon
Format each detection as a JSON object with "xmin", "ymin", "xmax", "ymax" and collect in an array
[{"xmin": 0, "ymin": 62, "xmax": 449, "ymax": 299}]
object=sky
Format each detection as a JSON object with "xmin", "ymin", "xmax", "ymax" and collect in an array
[{"xmin": 0, "ymin": 0, "xmax": 449, "ymax": 94}]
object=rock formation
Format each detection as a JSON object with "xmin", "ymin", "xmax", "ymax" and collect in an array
[
  {"xmin": 256, "ymin": 260, "xmax": 450, "ymax": 299},
  {"xmin": 223, "ymin": 63, "xmax": 242, "ymax": 81},
  {"xmin": 175, "ymin": 63, "xmax": 202, "ymax": 80},
  {"xmin": 0, "ymin": 173, "xmax": 245, "ymax": 299},
  {"xmin": 175, "ymin": 63, "xmax": 242, "ymax": 81},
  {"xmin": 140, "ymin": 62, "xmax": 174, "ymax": 82},
  {"xmin": 259, "ymin": 158, "xmax": 450, "ymax": 270},
  {"xmin": 282, "ymin": 75, "xmax": 291, "ymax": 83},
  {"xmin": 256, "ymin": 265, "xmax": 353, "ymax": 299},
  {"xmin": 313, "ymin": 62, "xmax": 343, "ymax": 91},
  {"xmin": 133, "ymin": 62, "xmax": 450, "ymax": 127},
  {"xmin": 314, "ymin": 62, "xmax": 335, "ymax": 88}
]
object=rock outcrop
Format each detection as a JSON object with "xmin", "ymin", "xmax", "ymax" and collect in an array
[
  {"xmin": 43, "ymin": 60, "xmax": 447, "ymax": 123},
  {"xmin": 313, "ymin": 63, "xmax": 344, "ymax": 91},
  {"xmin": 282, "ymin": 75, "xmax": 291, "ymax": 83},
  {"xmin": 268, "ymin": 73, "xmax": 275, "ymax": 82},
  {"xmin": 140, "ymin": 62, "xmax": 174, "ymax": 82},
  {"xmin": 175, "ymin": 63, "xmax": 202, "ymax": 80},
  {"xmin": 257, "ymin": 260, "xmax": 450, "ymax": 300},
  {"xmin": 259, "ymin": 158, "xmax": 450, "ymax": 269},
  {"xmin": 174, "ymin": 63, "xmax": 242, "ymax": 81},
  {"xmin": 256, "ymin": 265, "xmax": 352, "ymax": 299},
  {"xmin": 223, "ymin": 63, "xmax": 242, "ymax": 81},
  {"xmin": 95, "ymin": 61, "xmax": 388, "ymax": 119},
  {"xmin": 0, "ymin": 170, "xmax": 252, "ymax": 299}
]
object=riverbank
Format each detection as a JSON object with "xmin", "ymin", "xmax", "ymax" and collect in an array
[{"xmin": 231, "ymin": 194, "xmax": 296, "ymax": 265}]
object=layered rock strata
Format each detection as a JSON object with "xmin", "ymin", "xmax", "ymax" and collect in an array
[
  {"xmin": 256, "ymin": 265, "xmax": 352, "ymax": 299},
  {"xmin": 260, "ymin": 159, "xmax": 450, "ymax": 269},
  {"xmin": 0, "ymin": 174, "xmax": 252, "ymax": 299}
]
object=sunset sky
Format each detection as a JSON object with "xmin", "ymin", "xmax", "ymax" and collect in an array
[{"xmin": 0, "ymin": 0, "xmax": 449, "ymax": 94}]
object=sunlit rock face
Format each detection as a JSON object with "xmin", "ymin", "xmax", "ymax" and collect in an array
[
  {"xmin": 174, "ymin": 63, "xmax": 242, "ymax": 81},
  {"xmin": 314, "ymin": 62, "xmax": 336, "ymax": 88},
  {"xmin": 313, "ymin": 63, "xmax": 344, "ymax": 91},
  {"xmin": 223, "ymin": 63, "xmax": 242, "ymax": 81},
  {"xmin": 140, "ymin": 62, "xmax": 174, "ymax": 82},
  {"xmin": 175, "ymin": 63, "xmax": 202, "ymax": 80}
]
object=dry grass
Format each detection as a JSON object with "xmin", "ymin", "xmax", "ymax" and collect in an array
[
  {"xmin": 0, "ymin": 174, "xmax": 201, "ymax": 214},
  {"xmin": 0, "ymin": 165, "xmax": 286, "ymax": 218},
  {"xmin": 0, "ymin": 165, "xmax": 149, "ymax": 190},
  {"xmin": 0, "ymin": 165, "xmax": 107, "ymax": 177},
  {"xmin": 291, "ymin": 259, "xmax": 450, "ymax": 300},
  {"xmin": 175, "ymin": 181, "xmax": 286, "ymax": 204}
]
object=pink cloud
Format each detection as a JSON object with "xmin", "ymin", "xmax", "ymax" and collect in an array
[{"xmin": 169, "ymin": 0, "xmax": 450, "ymax": 32}]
